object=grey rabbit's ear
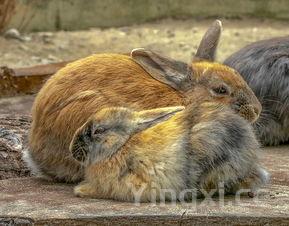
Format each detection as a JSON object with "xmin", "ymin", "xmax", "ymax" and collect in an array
[
  {"xmin": 131, "ymin": 48, "xmax": 193, "ymax": 92},
  {"xmin": 135, "ymin": 106, "xmax": 184, "ymax": 132},
  {"xmin": 194, "ymin": 20, "xmax": 222, "ymax": 61}
]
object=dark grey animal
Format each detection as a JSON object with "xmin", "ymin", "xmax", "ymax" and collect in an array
[{"xmin": 224, "ymin": 37, "xmax": 289, "ymax": 146}]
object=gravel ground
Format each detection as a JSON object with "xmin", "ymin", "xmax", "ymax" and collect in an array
[{"xmin": 1, "ymin": 18, "xmax": 289, "ymax": 68}]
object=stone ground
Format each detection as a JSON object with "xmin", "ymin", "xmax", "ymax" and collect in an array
[{"xmin": 0, "ymin": 18, "xmax": 289, "ymax": 225}]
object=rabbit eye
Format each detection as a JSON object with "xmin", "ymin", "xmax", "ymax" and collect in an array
[
  {"xmin": 212, "ymin": 86, "xmax": 229, "ymax": 95},
  {"xmin": 93, "ymin": 127, "xmax": 106, "ymax": 134}
]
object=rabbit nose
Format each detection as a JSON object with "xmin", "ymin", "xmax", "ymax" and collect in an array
[
  {"xmin": 253, "ymin": 101, "xmax": 262, "ymax": 117},
  {"xmin": 253, "ymin": 106, "xmax": 260, "ymax": 116}
]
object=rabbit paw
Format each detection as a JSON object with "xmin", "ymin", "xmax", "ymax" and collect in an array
[
  {"xmin": 74, "ymin": 183, "xmax": 96, "ymax": 198},
  {"xmin": 239, "ymin": 167, "xmax": 270, "ymax": 198}
]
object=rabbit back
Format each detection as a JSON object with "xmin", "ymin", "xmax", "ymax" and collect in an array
[
  {"xmin": 28, "ymin": 54, "xmax": 183, "ymax": 182},
  {"xmin": 187, "ymin": 103, "xmax": 268, "ymax": 195},
  {"xmin": 77, "ymin": 103, "xmax": 269, "ymax": 201},
  {"xmin": 224, "ymin": 37, "xmax": 289, "ymax": 145}
]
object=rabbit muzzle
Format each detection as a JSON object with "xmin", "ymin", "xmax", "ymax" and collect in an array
[{"xmin": 232, "ymin": 103, "xmax": 260, "ymax": 123}]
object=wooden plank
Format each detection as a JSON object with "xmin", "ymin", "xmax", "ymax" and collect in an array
[
  {"xmin": 0, "ymin": 62, "xmax": 68, "ymax": 97},
  {"xmin": 0, "ymin": 146, "xmax": 288, "ymax": 225},
  {"xmin": 13, "ymin": 62, "xmax": 69, "ymax": 77}
]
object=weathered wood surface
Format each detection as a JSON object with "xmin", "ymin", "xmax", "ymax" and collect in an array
[
  {"xmin": 0, "ymin": 146, "xmax": 288, "ymax": 225},
  {"xmin": 0, "ymin": 96, "xmax": 288, "ymax": 225},
  {"xmin": 0, "ymin": 114, "xmax": 31, "ymax": 180},
  {"xmin": 0, "ymin": 62, "xmax": 68, "ymax": 98}
]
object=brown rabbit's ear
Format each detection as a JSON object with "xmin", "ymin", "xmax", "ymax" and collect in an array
[
  {"xmin": 194, "ymin": 20, "xmax": 222, "ymax": 61},
  {"xmin": 131, "ymin": 48, "xmax": 193, "ymax": 92},
  {"xmin": 135, "ymin": 106, "xmax": 184, "ymax": 132}
]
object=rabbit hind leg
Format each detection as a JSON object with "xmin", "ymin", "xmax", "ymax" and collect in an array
[
  {"xmin": 199, "ymin": 164, "xmax": 269, "ymax": 198},
  {"xmin": 74, "ymin": 181, "xmax": 99, "ymax": 198},
  {"xmin": 234, "ymin": 167, "xmax": 270, "ymax": 197}
]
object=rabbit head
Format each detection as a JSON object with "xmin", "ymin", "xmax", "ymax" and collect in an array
[
  {"xmin": 131, "ymin": 20, "xmax": 261, "ymax": 123},
  {"xmin": 69, "ymin": 106, "xmax": 184, "ymax": 165}
]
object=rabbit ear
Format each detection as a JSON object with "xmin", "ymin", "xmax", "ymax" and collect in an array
[
  {"xmin": 135, "ymin": 106, "xmax": 184, "ymax": 132},
  {"xmin": 194, "ymin": 20, "xmax": 222, "ymax": 61},
  {"xmin": 69, "ymin": 121, "xmax": 92, "ymax": 163},
  {"xmin": 131, "ymin": 48, "xmax": 193, "ymax": 92}
]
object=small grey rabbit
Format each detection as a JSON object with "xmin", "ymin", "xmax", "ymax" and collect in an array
[
  {"xmin": 224, "ymin": 36, "xmax": 289, "ymax": 146},
  {"xmin": 70, "ymin": 94, "xmax": 269, "ymax": 202}
]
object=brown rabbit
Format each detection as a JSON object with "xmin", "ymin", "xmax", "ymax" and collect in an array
[
  {"xmin": 25, "ymin": 20, "xmax": 261, "ymax": 183},
  {"xmin": 70, "ymin": 92, "xmax": 269, "ymax": 202}
]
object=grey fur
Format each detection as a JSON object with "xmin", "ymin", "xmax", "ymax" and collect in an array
[
  {"xmin": 195, "ymin": 20, "xmax": 222, "ymax": 61},
  {"xmin": 224, "ymin": 36, "xmax": 289, "ymax": 146},
  {"xmin": 188, "ymin": 108, "xmax": 267, "ymax": 195}
]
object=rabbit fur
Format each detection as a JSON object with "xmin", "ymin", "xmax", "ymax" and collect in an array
[
  {"xmin": 25, "ymin": 20, "xmax": 262, "ymax": 182},
  {"xmin": 224, "ymin": 36, "xmax": 289, "ymax": 146},
  {"xmin": 70, "ymin": 93, "xmax": 269, "ymax": 202}
]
